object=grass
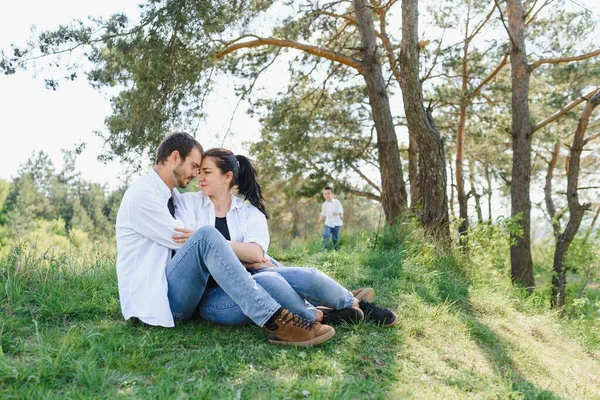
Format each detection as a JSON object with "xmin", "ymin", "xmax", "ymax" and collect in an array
[{"xmin": 1, "ymin": 228, "xmax": 600, "ymax": 399}]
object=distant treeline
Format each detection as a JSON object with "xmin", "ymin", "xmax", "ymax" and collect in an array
[
  {"xmin": 0, "ymin": 150, "xmax": 383, "ymax": 255},
  {"xmin": 0, "ymin": 150, "xmax": 125, "ymax": 255}
]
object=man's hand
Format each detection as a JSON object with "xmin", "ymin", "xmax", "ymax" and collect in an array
[
  {"xmin": 172, "ymin": 227, "xmax": 195, "ymax": 244},
  {"xmin": 243, "ymin": 258, "xmax": 276, "ymax": 270}
]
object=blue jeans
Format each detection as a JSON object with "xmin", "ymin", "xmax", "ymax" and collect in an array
[
  {"xmin": 197, "ymin": 260, "xmax": 354, "ymax": 325},
  {"xmin": 322, "ymin": 225, "xmax": 341, "ymax": 250},
  {"xmin": 166, "ymin": 226, "xmax": 280, "ymax": 326}
]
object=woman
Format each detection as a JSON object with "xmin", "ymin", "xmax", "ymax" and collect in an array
[{"xmin": 175, "ymin": 148, "xmax": 397, "ymax": 327}]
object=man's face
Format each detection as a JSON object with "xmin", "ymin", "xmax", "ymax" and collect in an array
[
  {"xmin": 173, "ymin": 148, "xmax": 202, "ymax": 188},
  {"xmin": 323, "ymin": 190, "xmax": 333, "ymax": 201}
]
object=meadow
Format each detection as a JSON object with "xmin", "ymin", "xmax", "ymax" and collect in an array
[{"xmin": 1, "ymin": 225, "xmax": 599, "ymax": 399}]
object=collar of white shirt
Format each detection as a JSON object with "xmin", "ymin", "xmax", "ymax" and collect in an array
[{"xmin": 199, "ymin": 192, "xmax": 246, "ymax": 211}]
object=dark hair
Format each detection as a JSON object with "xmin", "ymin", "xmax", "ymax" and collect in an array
[
  {"xmin": 155, "ymin": 132, "xmax": 204, "ymax": 165},
  {"xmin": 204, "ymin": 148, "xmax": 269, "ymax": 218},
  {"xmin": 323, "ymin": 186, "xmax": 334, "ymax": 193}
]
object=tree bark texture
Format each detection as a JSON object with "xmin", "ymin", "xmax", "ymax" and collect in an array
[
  {"xmin": 551, "ymin": 91, "xmax": 599, "ymax": 311},
  {"xmin": 354, "ymin": 0, "xmax": 408, "ymax": 222},
  {"xmin": 399, "ymin": 0, "xmax": 450, "ymax": 241},
  {"xmin": 506, "ymin": 0, "xmax": 535, "ymax": 290}
]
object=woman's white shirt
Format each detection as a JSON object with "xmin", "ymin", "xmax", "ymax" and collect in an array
[{"xmin": 176, "ymin": 192, "xmax": 270, "ymax": 255}]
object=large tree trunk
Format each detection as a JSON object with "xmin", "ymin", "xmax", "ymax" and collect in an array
[
  {"xmin": 551, "ymin": 92, "xmax": 599, "ymax": 312},
  {"xmin": 399, "ymin": 0, "xmax": 450, "ymax": 241},
  {"xmin": 354, "ymin": 0, "xmax": 407, "ymax": 222},
  {"xmin": 506, "ymin": 0, "xmax": 535, "ymax": 290}
]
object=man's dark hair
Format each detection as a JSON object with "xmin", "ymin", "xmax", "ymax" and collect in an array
[
  {"xmin": 323, "ymin": 186, "xmax": 334, "ymax": 193},
  {"xmin": 155, "ymin": 132, "xmax": 204, "ymax": 165}
]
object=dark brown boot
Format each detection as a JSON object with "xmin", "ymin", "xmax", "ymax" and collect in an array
[{"xmin": 265, "ymin": 309, "xmax": 335, "ymax": 346}]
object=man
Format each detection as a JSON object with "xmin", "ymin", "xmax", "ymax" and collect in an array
[{"xmin": 115, "ymin": 132, "xmax": 334, "ymax": 346}]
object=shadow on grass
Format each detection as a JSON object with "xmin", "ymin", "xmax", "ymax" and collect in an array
[
  {"xmin": 345, "ymin": 222, "xmax": 559, "ymax": 398},
  {"xmin": 408, "ymin": 256, "xmax": 558, "ymax": 398}
]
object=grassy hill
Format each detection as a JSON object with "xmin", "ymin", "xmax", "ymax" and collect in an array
[{"xmin": 1, "ymin": 227, "xmax": 599, "ymax": 399}]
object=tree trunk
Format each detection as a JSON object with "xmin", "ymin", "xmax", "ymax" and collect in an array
[
  {"xmin": 506, "ymin": 0, "xmax": 535, "ymax": 290},
  {"xmin": 456, "ymin": 12, "xmax": 471, "ymax": 242},
  {"xmin": 468, "ymin": 159, "xmax": 483, "ymax": 224},
  {"xmin": 551, "ymin": 92, "xmax": 599, "ymax": 312},
  {"xmin": 449, "ymin": 162, "xmax": 456, "ymax": 219},
  {"xmin": 409, "ymin": 134, "xmax": 419, "ymax": 208},
  {"xmin": 456, "ymin": 97, "xmax": 469, "ymax": 240},
  {"xmin": 399, "ymin": 0, "xmax": 450, "ymax": 242},
  {"xmin": 544, "ymin": 140, "xmax": 561, "ymax": 239},
  {"xmin": 354, "ymin": 0, "xmax": 407, "ymax": 222},
  {"xmin": 485, "ymin": 163, "xmax": 493, "ymax": 223}
]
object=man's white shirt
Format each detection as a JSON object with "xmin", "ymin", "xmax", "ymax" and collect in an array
[
  {"xmin": 115, "ymin": 169, "xmax": 185, "ymax": 327},
  {"xmin": 321, "ymin": 199, "xmax": 344, "ymax": 228}
]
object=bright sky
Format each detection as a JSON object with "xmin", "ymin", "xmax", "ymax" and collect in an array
[
  {"xmin": 1, "ymin": 0, "xmax": 598, "ymax": 193},
  {"xmin": 0, "ymin": 0, "xmax": 267, "ymax": 189}
]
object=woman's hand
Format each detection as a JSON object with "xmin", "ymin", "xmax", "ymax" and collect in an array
[
  {"xmin": 243, "ymin": 258, "xmax": 276, "ymax": 270},
  {"xmin": 172, "ymin": 227, "xmax": 195, "ymax": 244}
]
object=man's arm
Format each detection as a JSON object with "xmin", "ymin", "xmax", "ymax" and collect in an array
[{"xmin": 129, "ymin": 192, "xmax": 183, "ymax": 249}]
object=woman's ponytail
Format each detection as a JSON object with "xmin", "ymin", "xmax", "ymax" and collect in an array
[{"xmin": 235, "ymin": 155, "xmax": 269, "ymax": 218}]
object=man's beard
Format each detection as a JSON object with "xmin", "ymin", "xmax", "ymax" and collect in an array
[{"xmin": 173, "ymin": 165, "xmax": 191, "ymax": 188}]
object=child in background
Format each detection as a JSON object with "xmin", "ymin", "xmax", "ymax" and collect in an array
[{"xmin": 318, "ymin": 186, "xmax": 343, "ymax": 250}]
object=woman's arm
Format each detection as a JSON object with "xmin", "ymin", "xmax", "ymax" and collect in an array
[{"xmin": 228, "ymin": 241, "xmax": 264, "ymax": 264}]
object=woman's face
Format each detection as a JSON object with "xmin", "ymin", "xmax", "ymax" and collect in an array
[{"xmin": 199, "ymin": 157, "xmax": 232, "ymax": 196}]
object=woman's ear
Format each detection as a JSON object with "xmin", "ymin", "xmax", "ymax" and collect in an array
[{"xmin": 225, "ymin": 171, "xmax": 234, "ymax": 184}]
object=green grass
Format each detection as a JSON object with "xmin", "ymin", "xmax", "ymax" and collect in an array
[{"xmin": 1, "ymin": 229, "xmax": 600, "ymax": 399}]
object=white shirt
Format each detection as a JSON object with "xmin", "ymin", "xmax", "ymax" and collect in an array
[
  {"xmin": 115, "ymin": 169, "xmax": 185, "ymax": 327},
  {"xmin": 321, "ymin": 199, "xmax": 344, "ymax": 227},
  {"xmin": 177, "ymin": 192, "xmax": 270, "ymax": 255}
]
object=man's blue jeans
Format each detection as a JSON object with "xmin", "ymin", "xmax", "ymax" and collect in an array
[
  {"xmin": 197, "ymin": 260, "xmax": 354, "ymax": 325},
  {"xmin": 166, "ymin": 226, "xmax": 281, "ymax": 326},
  {"xmin": 322, "ymin": 225, "xmax": 341, "ymax": 250}
]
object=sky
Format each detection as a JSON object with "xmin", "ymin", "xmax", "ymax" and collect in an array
[
  {"xmin": 0, "ymin": 0, "xmax": 269, "ymax": 190},
  {"xmin": 1, "ymin": 0, "xmax": 599, "ymax": 200}
]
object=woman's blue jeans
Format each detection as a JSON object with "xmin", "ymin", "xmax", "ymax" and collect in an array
[
  {"xmin": 197, "ymin": 259, "xmax": 354, "ymax": 325},
  {"xmin": 165, "ymin": 226, "xmax": 281, "ymax": 326}
]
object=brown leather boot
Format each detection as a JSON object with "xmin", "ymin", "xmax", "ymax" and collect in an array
[
  {"xmin": 351, "ymin": 287, "xmax": 375, "ymax": 302},
  {"xmin": 265, "ymin": 309, "xmax": 335, "ymax": 346}
]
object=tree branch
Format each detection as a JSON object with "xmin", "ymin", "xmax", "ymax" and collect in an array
[
  {"xmin": 471, "ymin": 53, "xmax": 509, "ymax": 98},
  {"xmin": 529, "ymin": 49, "xmax": 600, "ymax": 72},
  {"xmin": 215, "ymin": 36, "xmax": 364, "ymax": 73},
  {"xmin": 533, "ymin": 87, "xmax": 600, "ymax": 132},
  {"xmin": 583, "ymin": 131, "xmax": 600, "ymax": 146},
  {"xmin": 348, "ymin": 163, "xmax": 381, "ymax": 192}
]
